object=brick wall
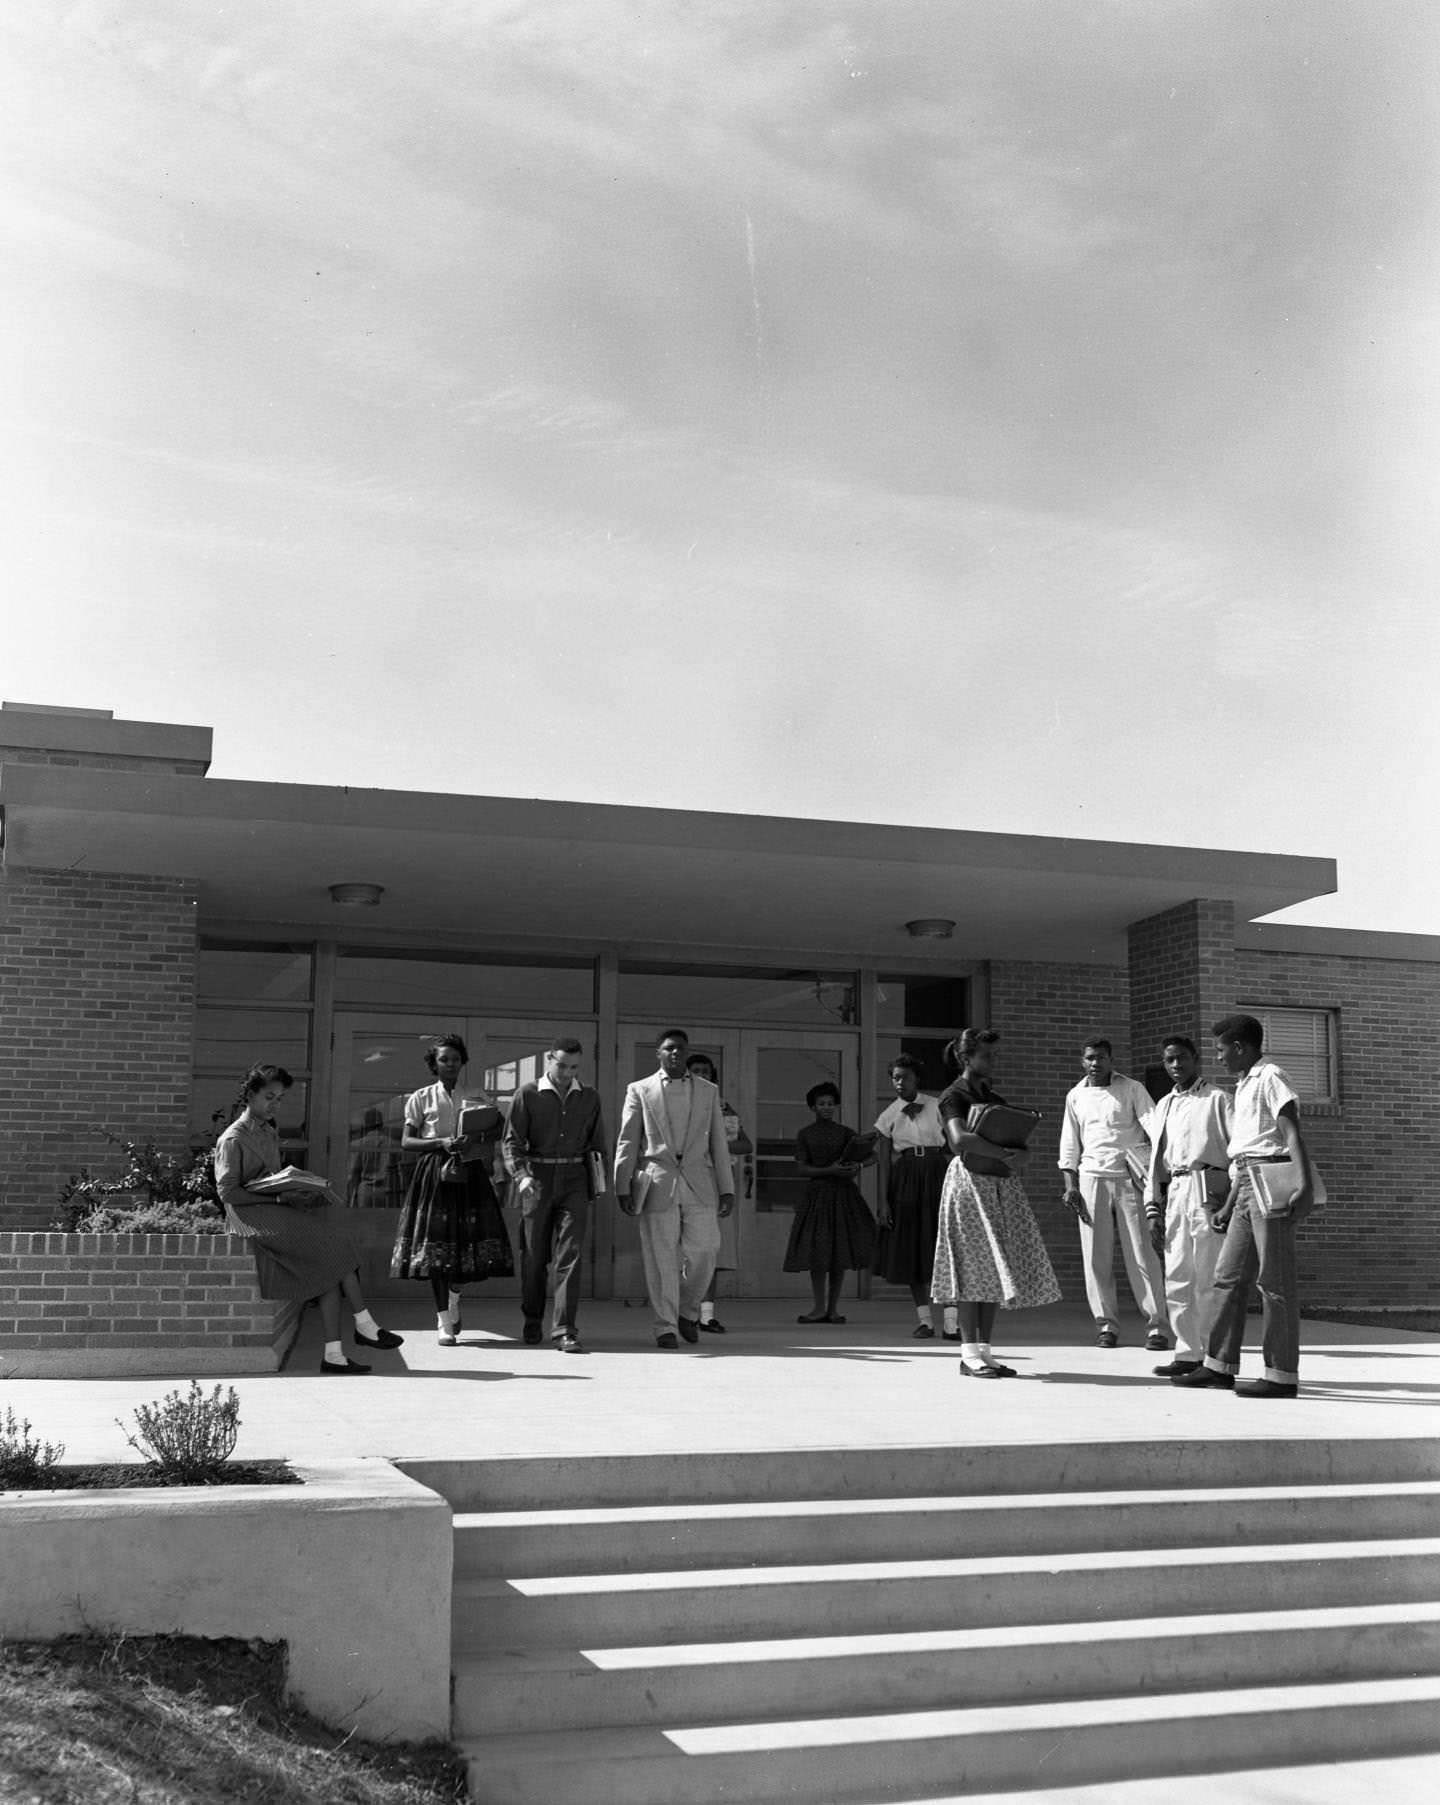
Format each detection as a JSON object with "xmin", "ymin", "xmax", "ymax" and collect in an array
[
  {"xmin": 1236, "ymin": 946, "xmax": 1440, "ymax": 1305},
  {"xmin": 1129, "ymin": 900, "xmax": 1237, "ymax": 1082},
  {"xmin": 0, "ymin": 1232, "xmax": 280, "ymax": 1350},
  {"xmin": 988, "ymin": 959, "xmax": 1132, "ymax": 1302},
  {"xmin": 0, "ymin": 868, "xmax": 199, "ymax": 1229}
]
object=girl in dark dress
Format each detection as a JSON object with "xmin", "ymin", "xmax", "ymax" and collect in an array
[
  {"xmin": 784, "ymin": 1081, "xmax": 877, "ymax": 1323},
  {"xmin": 391, "ymin": 1033, "xmax": 514, "ymax": 1344},
  {"xmin": 932, "ymin": 1029, "xmax": 1061, "ymax": 1378}
]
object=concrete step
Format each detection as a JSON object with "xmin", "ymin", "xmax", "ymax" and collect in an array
[
  {"xmin": 460, "ymin": 1673, "xmax": 1440, "ymax": 1805},
  {"xmin": 452, "ymin": 1478, "xmax": 1440, "ymax": 1576},
  {"xmin": 451, "ymin": 1598, "xmax": 1440, "ymax": 1737},
  {"xmin": 404, "ymin": 1435, "xmax": 1440, "ymax": 1510},
  {"xmin": 452, "ymin": 1534, "xmax": 1440, "ymax": 1649},
  {"xmin": 875, "ymin": 1749, "xmax": 1440, "ymax": 1805}
]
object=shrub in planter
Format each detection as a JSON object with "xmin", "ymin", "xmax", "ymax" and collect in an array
[
  {"xmin": 0, "ymin": 1408, "xmax": 66, "ymax": 1489},
  {"xmin": 120, "ymin": 1381, "xmax": 242, "ymax": 1484},
  {"xmin": 57, "ymin": 1133, "xmax": 226, "ymax": 1234}
]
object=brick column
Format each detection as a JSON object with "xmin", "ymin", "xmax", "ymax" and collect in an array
[
  {"xmin": 0, "ymin": 868, "xmax": 198, "ymax": 1228},
  {"xmin": 1127, "ymin": 900, "xmax": 1237, "ymax": 1087}
]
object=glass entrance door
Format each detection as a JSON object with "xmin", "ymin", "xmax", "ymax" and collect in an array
[
  {"xmin": 327, "ymin": 1015, "xmax": 596, "ymax": 1300},
  {"xmin": 616, "ymin": 1025, "xmax": 860, "ymax": 1299}
]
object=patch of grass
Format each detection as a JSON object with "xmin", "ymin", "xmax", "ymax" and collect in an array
[{"xmin": 0, "ymin": 1635, "xmax": 468, "ymax": 1804}]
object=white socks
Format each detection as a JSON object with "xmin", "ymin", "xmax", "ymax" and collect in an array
[
  {"xmin": 699, "ymin": 1301, "xmax": 716, "ymax": 1324},
  {"xmin": 448, "ymin": 1288, "xmax": 465, "ymax": 1313},
  {"xmin": 916, "ymin": 1305, "xmax": 934, "ymax": 1327},
  {"xmin": 959, "ymin": 1340, "xmax": 990, "ymax": 1374},
  {"xmin": 324, "ymin": 1339, "xmax": 345, "ymax": 1365},
  {"xmin": 353, "ymin": 1309, "xmax": 380, "ymax": 1338},
  {"xmin": 943, "ymin": 1307, "xmax": 959, "ymax": 1336}
]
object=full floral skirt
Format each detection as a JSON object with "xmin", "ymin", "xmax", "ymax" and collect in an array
[
  {"xmin": 930, "ymin": 1159, "xmax": 1062, "ymax": 1309},
  {"xmin": 783, "ymin": 1178, "xmax": 877, "ymax": 1277},
  {"xmin": 391, "ymin": 1155, "xmax": 515, "ymax": 1282},
  {"xmin": 225, "ymin": 1200, "xmax": 364, "ymax": 1303},
  {"xmin": 872, "ymin": 1150, "xmax": 947, "ymax": 1288}
]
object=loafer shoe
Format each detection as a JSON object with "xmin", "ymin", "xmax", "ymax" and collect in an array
[
  {"xmin": 941, "ymin": 1329, "xmax": 961, "ymax": 1342},
  {"xmin": 959, "ymin": 1362, "xmax": 1001, "ymax": 1379},
  {"xmin": 354, "ymin": 1327, "xmax": 403, "ymax": 1350},
  {"xmin": 1171, "ymin": 1365, "xmax": 1235, "ymax": 1390},
  {"xmin": 1153, "ymin": 1359, "xmax": 1200, "ymax": 1377},
  {"xmin": 1236, "ymin": 1378, "xmax": 1299, "ymax": 1399},
  {"xmin": 655, "ymin": 1333, "xmax": 679, "ymax": 1349},
  {"xmin": 1096, "ymin": 1329, "xmax": 1119, "ymax": 1349},
  {"xmin": 320, "ymin": 1356, "xmax": 371, "ymax": 1375},
  {"xmin": 521, "ymin": 1320, "xmax": 544, "ymax": 1346},
  {"xmin": 699, "ymin": 1318, "xmax": 727, "ymax": 1334},
  {"xmin": 677, "ymin": 1316, "xmax": 700, "ymax": 1344},
  {"xmin": 1145, "ymin": 1329, "xmax": 1170, "ymax": 1352},
  {"xmin": 911, "ymin": 1323, "xmax": 936, "ymax": 1340},
  {"xmin": 556, "ymin": 1333, "xmax": 584, "ymax": 1354},
  {"xmin": 985, "ymin": 1360, "xmax": 1017, "ymax": 1377}
]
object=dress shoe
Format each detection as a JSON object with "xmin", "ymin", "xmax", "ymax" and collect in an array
[
  {"xmin": 1235, "ymin": 1378, "xmax": 1299, "ymax": 1399},
  {"xmin": 1153, "ymin": 1358, "xmax": 1200, "ymax": 1377},
  {"xmin": 1171, "ymin": 1365, "xmax": 1235, "ymax": 1389},
  {"xmin": 677, "ymin": 1316, "xmax": 700, "ymax": 1344},
  {"xmin": 521, "ymin": 1319, "xmax": 544, "ymax": 1346},
  {"xmin": 320, "ymin": 1356, "xmax": 371, "ymax": 1375},
  {"xmin": 655, "ymin": 1333, "xmax": 679, "ymax": 1349},
  {"xmin": 912, "ymin": 1323, "xmax": 936, "ymax": 1339},
  {"xmin": 985, "ymin": 1360, "xmax": 1017, "ymax": 1377},
  {"xmin": 959, "ymin": 1362, "xmax": 1000, "ymax": 1379},
  {"xmin": 941, "ymin": 1329, "xmax": 961, "ymax": 1342},
  {"xmin": 699, "ymin": 1318, "xmax": 727, "ymax": 1334},
  {"xmin": 354, "ymin": 1326, "xmax": 404, "ymax": 1350},
  {"xmin": 1145, "ymin": 1329, "xmax": 1170, "ymax": 1352},
  {"xmin": 1096, "ymin": 1329, "xmax": 1119, "ymax": 1349},
  {"xmin": 556, "ymin": 1333, "xmax": 584, "ymax": 1354}
]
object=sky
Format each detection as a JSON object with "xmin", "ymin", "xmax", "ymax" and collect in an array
[{"xmin": 3, "ymin": 1, "xmax": 1439, "ymax": 932}]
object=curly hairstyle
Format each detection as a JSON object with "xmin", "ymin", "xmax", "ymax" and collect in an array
[{"xmin": 424, "ymin": 1032, "xmax": 469, "ymax": 1073}]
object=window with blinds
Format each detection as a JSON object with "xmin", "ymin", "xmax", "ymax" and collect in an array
[{"xmin": 1242, "ymin": 1006, "xmax": 1339, "ymax": 1106}]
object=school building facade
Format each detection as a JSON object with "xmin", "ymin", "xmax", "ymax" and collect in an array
[{"xmin": 1, "ymin": 701, "xmax": 1435, "ymax": 1307}]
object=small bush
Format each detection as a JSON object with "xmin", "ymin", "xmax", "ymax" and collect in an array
[
  {"xmin": 57, "ymin": 1134, "xmax": 226, "ymax": 1234},
  {"xmin": 0, "ymin": 1407, "xmax": 66, "ymax": 1489},
  {"xmin": 119, "ymin": 1381, "xmax": 241, "ymax": 1484}
]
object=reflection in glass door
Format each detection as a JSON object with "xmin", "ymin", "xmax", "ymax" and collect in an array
[{"xmin": 328, "ymin": 1015, "xmax": 593, "ymax": 1301}]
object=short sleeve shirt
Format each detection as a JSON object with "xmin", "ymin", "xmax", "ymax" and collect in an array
[
  {"xmin": 405, "ymin": 1082, "xmax": 491, "ymax": 1142},
  {"xmin": 1227, "ymin": 1060, "xmax": 1300, "ymax": 1161},
  {"xmin": 873, "ymin": 1094, "xmax": 946, "ymax": 1151}
]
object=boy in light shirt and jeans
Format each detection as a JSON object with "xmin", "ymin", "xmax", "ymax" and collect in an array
[{"xmin": 1172, "ymin": 1013, "xmax": 1318, "ymax": 1400}]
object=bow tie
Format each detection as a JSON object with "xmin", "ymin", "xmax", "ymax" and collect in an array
[{"xmin": 901, "ymin": 1102, "xmax": 924, "ymax": 1119}]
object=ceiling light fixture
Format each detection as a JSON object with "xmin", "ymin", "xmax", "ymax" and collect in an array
[
  {"xmin": 329, "ymin": 882, "xmax": 385, "ymax": 907},
  {"xmin": 905, "ymin": 917, "xmax": 955, "ymax": 939}
]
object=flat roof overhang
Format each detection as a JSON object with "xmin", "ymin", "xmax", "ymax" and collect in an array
[{"xmin": 0, "ymin": 766, "xmax": 1337, "ymax": 965}]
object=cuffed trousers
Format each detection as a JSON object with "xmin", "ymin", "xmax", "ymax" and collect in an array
[
  {"xmin": 1078, "ymin": 1171, "xmax": 1168, "ymax": 1333},
  {"xmin": 519, "ymin": 1168, "xmax": 589, "ymax": 1339},
  {"xmin": 637, "ymin": 1196, "xmax": 721, "ymax": 1337},
  {"xmin": 1163, "ymin": 1173, "xmax": 1225, "ymax": 1362},
  {"xmin": 1202, "ymin": 1170, "xmax": 1301, "ymax": 1385}
]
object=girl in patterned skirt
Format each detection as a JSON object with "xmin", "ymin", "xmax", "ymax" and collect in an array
[{"xmin": 932, "ymin": 1029, "xmax": 1061, "ymax": 1378}]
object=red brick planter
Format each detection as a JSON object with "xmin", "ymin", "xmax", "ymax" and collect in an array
[{"xmin": 0, "ymin": 1232, "xmax": 302, "ymax": 1376}]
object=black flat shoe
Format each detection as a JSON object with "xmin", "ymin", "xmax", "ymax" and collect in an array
[
  {"xmin": 1235, "ymin": 1378, "xmax": 1299, "ymax": 1399},
  {"xmin": 320, "ymin": 1356, "xmax": 371, "ymax": 1375},
  {"xmin": 354, "ymin": 1327, "xmax": 403, "ymax": 1350},
  {"xmin": 912, "ymin": 1323, "xmax": 936, "ymax": 1339},
  {"xmin": 699, "ymin": 1318, "xmax": 727, "ymax": 1334},
  {"xmin": 823, "ymin": 1314, "xmax": 847, "ymax": 1324},
  {"xmin": 677, "ymin": 1316, "xmax": 700, "ymax": 1344},
  {"xmin": 655, "ymin": 1333, "xmax": 679, "ymax": 1349},
  {"xmin": 985, "ymin": 1360, "xmax": 1017, "ymax": 1377},
  {"xmin": 521, "ymin": 1320, "xmax": 544, "ymax": 1346},
  {"xmin": 797, "ymin": 1311, "xmax": 828, "ymax": 1324},
  {"xmin": 1171, "ymin": 1366, "xmax": 1234, "ymax": 1389},
  {"xmin": 959, "ymin": 1362, "xmax": 1000, "ymax": 1379}
]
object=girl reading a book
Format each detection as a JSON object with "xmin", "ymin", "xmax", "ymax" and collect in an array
[
  {"xmin": 783, "ymin": 1081, "xmax": 877, "ymax": 1324},
  {"xmin": 214, "ymin": 1063, "xmax": 404, "ymax": 1374},
  {"xmin": 392, "ymin": 1033, "xmax": 514, "ymax": 1344}
]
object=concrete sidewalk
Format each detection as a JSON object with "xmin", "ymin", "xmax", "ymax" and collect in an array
[{"xmin": 4, "ymin": 1299, "xmax": 1437, "ymax": 1468}]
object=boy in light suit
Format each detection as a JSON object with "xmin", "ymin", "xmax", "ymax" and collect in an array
[{"xmin": 614, "ymin": 1028, "xmax": 735, "ymax": 1349}]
